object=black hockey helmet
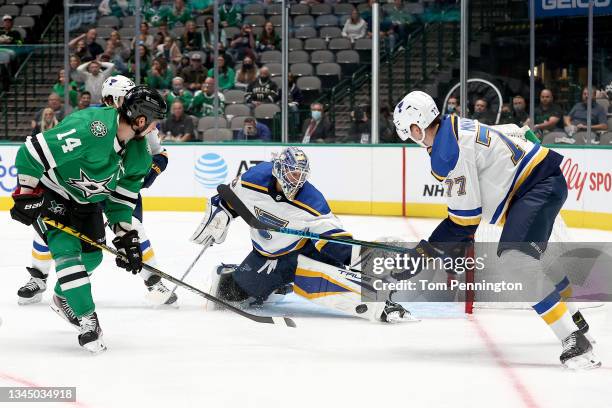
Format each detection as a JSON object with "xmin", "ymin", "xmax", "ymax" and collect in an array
[{"xmin": 119, "ymin": 85, "xmax": 167, "ymax": 127}]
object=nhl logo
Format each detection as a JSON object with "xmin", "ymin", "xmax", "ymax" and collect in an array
[{"xmin": 90, "ymin": 121, "xmax": 108, "ymax": 138}]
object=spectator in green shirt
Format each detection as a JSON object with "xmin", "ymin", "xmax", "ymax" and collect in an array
[
  {"xmin": 143, "ymin": 0, "xmax": 170, "ymax": 27},
  {"xmin": 146, "ymin": 57, "xmax": 173, "ymax": 90},
  {"xmin": 166, "ymin": 76, "xmax": 194, "ymax": 112},
  {"xmin": 168, "ymin": 0, "xmax": 192, "ymax": 27},
  {"xmin": 219, "ymin": 0, "xmax": 242, "ymax": 28},
  {"xmin": 52, "ymin": 69, "xmax": 79, "ymax": 107},
  {"xmin": 192, "ymin": 77, "xmax": 226, "ymax": 118},
  {"xmin": 207, "ymin": 55, "xmax": 235, "ymax": 91}
]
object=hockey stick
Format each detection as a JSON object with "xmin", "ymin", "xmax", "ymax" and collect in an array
[
  {"xmin": 41, "ymin": 217, "xmax": 296, "ymax": 328},
  {"xmin": 165, "ymin": 237, "xmax": 212, "ymax": 299},
  {"xmin": 217, "ymin": 184, "xmax": 413, "ymax": 255}
]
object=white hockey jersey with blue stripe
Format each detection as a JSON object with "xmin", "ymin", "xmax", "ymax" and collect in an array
[{"xmin": 430, "ymin": 114, "xmax": 560, "ymax": 227}]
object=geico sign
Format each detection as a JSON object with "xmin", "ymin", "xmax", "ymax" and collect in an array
[{"xmin": 542, "ymin": 0, "xmax": 610, "ymax": 9}]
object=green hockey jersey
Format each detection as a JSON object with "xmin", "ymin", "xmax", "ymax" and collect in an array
[{"xmin": 15, "ymin": 107, "xmax": 152, "ymax": 225}]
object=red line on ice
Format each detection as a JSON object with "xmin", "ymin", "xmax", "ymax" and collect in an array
[
  {"xmin": 471, "ymin": 317, "xmax": 541, "ymax": 408},
  {"xmin": 0, "ymin": 372, "xmax": 92, "ymax": 408}
]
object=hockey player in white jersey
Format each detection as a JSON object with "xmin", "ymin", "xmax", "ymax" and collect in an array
[
  {"xmin": 191, "ymin": 147, "xmax": 413, "ymax": 323},
  {"xmin": 17, "ymin": 75, "xmax": 177, "ymax": 307},
  {"xmin": 393, "ymin": 90, "xmax": 600, "ymax": 369}
]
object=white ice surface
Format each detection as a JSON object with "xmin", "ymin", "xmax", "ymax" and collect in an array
[{"xmin": 1, "ymin": 212, "xmax": 611, "ymax": 408}]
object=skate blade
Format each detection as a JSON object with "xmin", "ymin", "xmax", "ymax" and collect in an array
[
  {"xmin": 145, "ymin": 289, "xmax": 179, "ymax": 307},
  {"xmin": 82, "ymin": 338, "xmax": 107, "ymax": 355},
  {"xmin": 585, "ymin": 332, "xmax": 597, "ymax": 344},
  {"xmin": 49, "ymin": 303, "xmax": 80, "ymax": 331},
  {"xmin": 563, "ymin": 351, "xmax": 602, "ymax": 370},
  {"xmin": 18, "ymin": 293, "xmax": 43, "ymax": 305},
  {"xmin": 385, "ymin": 312, "xmax": 421, "ymax": 324}
]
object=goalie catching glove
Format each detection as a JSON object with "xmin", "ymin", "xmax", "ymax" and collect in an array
[
  {"xmin": 190, "ymin": 196, "xmax": 234, "ymax": 245},
  {"xmin": 112, "ymin": 224, "xmax": 143, "ymax": 274}
]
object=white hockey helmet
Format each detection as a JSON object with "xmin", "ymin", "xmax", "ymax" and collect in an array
[
  {"xmin": 393, "ymin": 91, "xmax": 440, "ymax": 146},
  {"xmin": 101, "ymin": 75, "xmax": 136, "ymax": 107}
]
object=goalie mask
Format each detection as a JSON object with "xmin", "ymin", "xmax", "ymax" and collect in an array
[{"xmin": 272, "ymin": 147, "xmax": 310, "ymax": 201}]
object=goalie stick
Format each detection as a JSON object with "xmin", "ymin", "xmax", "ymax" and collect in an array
[
  {"xmin": 217, "ymin": 184, "xmax": 413, "ymax": 255},
  {"xmin": 41, "ymin": 217, "xmax": 297, "ymax": 328}
]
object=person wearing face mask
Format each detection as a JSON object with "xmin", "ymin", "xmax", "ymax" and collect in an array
[
  {"xmin": 511, "ymin": 95, "xmax": 529, "ymax": 127},
  {"xmin": 165, "ymin": 76, "xmax": 193, "ymax": 113},
  {"xmin": 301, "ymin": 102, "xmax": 332, "ymax": 143},
  {"xmin": 445, "ymin": 95, "xmax": 461, "ymax": 115},
  {"xmin": 234, "ymin": 56, "xmax": 258, "ymax": 90},
  {"xmin": 207, "ymin": 55, "xmax": 236, "ymax": 91},
  {"xmin": 244, "ymin": 66, "xmax": 279, "ymax": 107}
]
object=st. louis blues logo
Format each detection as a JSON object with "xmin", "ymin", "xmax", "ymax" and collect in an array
[{"xmin": 254, "ymin": 207, "xmax": 288, "ymax": 240}]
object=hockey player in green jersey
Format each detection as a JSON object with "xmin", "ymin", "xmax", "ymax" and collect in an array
[{"xmin": 10, "ymin": 86, "xmax": 167, "ymax": 353}]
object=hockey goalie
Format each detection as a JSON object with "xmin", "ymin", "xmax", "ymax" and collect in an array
[
  {"xmin": 190, "ymin": 146, "xmax": 416, "ymax": 324},
  {"xmin": 392, "ymin": 90, "xmax": 600, "ymax": 369}
]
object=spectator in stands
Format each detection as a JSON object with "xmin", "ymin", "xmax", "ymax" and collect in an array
[
  {"xmin": 341, "ymin": 107, "xmax": 371, "ymax": 143},
  {"xmin": 301, "ymin": 102, "xmax": 333, "ymax": 143},
  {"xmin": 234, "ymin": 55, "xmax": 258, "ymax": 90},
  {"xmin": 379, "ymin": 105, "xmax": 398, "ymax": 143},
  {"xmin": 132, "ymin": 22, "xmax": 155, "ymax": 52},
  {"xmin": 157, "ymin": 20, "xmax": 171, "ymax": 39},
  {"xmin": 245, "ymin": 66, "xmax": 279, "ymax": 106},
  {"xmin": 76, "ymin": 91, "xmax": 91, "ymax": 111},
  {"xmin": 192, "ymin": 0, "xmax": 214, "ymax": 14},
  {"xmin": 156, "ymin": 35, "xmax": 182, "ymax": 68},
  {"xmin": 52, "ymin": 69, "xmax": 79, "ymax": 108},
  {"xmin": 31, "ymin": 93, "xmax": 64, "ymax": 132},
  {"xmin": 180, "ymin": 52, "xmax": 207, "ymax": 92},
  {"xmin": 77, "ymin": 60, "xmax": 115, "ymax": 104},
  {"xmin": 235, "ymin": 117, "xmax": 271, "ymax": 142},
  {"xmin": 533, "ymin": 89, "xmax": 564, "ymax": 138},
  {"xmin": 128, "ymin": 43, "xmax": 151, "ymax": 82},
  {"xmin": 470, "ymin": 98, "xmax": 496, "ymax": 125},
  {"xmin": 498, "ymin": 103, "xmax": 513, "ymax": 125},
  {"xmin": 70, "ymin": 29, "xmax": 105, "ymax": 62},
  {"xmin": 202, "ymin": 17, "xmax": 227, "ymax": 53},
  {"xmin": 511, "ymin": 95, "xmax": 529, "ymax": 126},
  {"xmin": 445, "ymin": 95, "xmax": 461, "ymax": 115},
  {"xmin": 384, "ymin": 0, "xmax": 415, "ymax": 50},
  {"xmin": 256, "ymin": 22, "xmax": 281, "ymax": 53},
  {"xmin": 562, "ymin": 87, "xmax": 608, "ymax": 144},
  {"xmin": 69, "ymin": 55, "xmax": 85, "ymax": 86},
  {"xmin": 160, "ymin": 100, "xmax": 194, "ymax": 142},
  {"xmin": 98, "ymin": 0, "xmax": 131, "ymax": 17},
  {"xmin": 181, "ymin": 20, "xmax": 203, "ymax": 53},
  {"xmin": 229, "ymin": 24, "xmax": 256, "ymax": 62},
  {"xmin": 342, "ymin": 8, "xmax": 368, "ymax": 43},
  {"xmin": 166, "ymin": 76, "xmax": 193, "ymax": 111},
  {"xmin": 168, "ymin": 0, "xmax": 191, "ymax": 27},
  {"xmin": 104, "ymin": 38, "xmax": 129, "ymax": 74},
  {"xmin": 219, "ymin": 0, "xmax": 242, "ymax": 28},
  {"xmin": 192, "ymin": 77, "xmax": 225, "ymax": 118},
  {"xmin": 71, "ymin": 39, "xmax": 94, "ymax": 62},
  {"xmin": 31, "ymin": 108, "xmax": 59, "ymax": 136},
  {"xmin": 0, "ymin": 15, "xmax": 22, "ymax": 45},
  {"xmin": 143, "ymin": 0, "xmax": 169, "ymax": 27},
  {"xmin": 207, "ymin": 55, "xmax": 235, "ymax": 91},
  {"xmin": 146, "ymin": 57, "xmax": 173, "ymax": 91},
  {"xmin": 287, "ymin": 72, "xmax": 303, "ymax": 111}
]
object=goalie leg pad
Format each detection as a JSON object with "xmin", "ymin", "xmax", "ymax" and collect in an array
[{"xmin": 293, "ymin": 255, "xmax": 389, "ymax": 321}]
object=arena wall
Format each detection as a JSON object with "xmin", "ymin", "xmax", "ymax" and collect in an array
[{"xmin": 1, "ymin": 143, "xmax": 611, "ymax": 230}]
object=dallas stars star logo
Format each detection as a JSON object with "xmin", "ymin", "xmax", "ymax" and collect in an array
[
  {"xmin": 66, "ymin": 170, "xmax": 113, "ymax": 198},
  {"xmin": 48, "ymin": 200, "xmax": 66, "ymax": 215}
]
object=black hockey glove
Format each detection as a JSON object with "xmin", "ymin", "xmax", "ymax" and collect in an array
[
  {"xmin": 112, "ymin": 230, "xmax": 143, "ymax": 274},
  {"xmin": 10, "ymin": 186, "xmax": 45, "ymax": 226},
  {"xmin": 391, "ymin": 240, "xmax": 443, "ymax": 281}
]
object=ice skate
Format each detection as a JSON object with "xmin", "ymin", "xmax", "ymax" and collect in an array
[
  {"xmin": 78, "ymin": 312, "xmax": 106, "ymax": 354},
  {"xmin": 560, "ymin": 330, "xmax": 601, "ymax": 369},
  {"xmin": 17, "ymin": 268, "xmax": 47, "ymax": 305}
]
